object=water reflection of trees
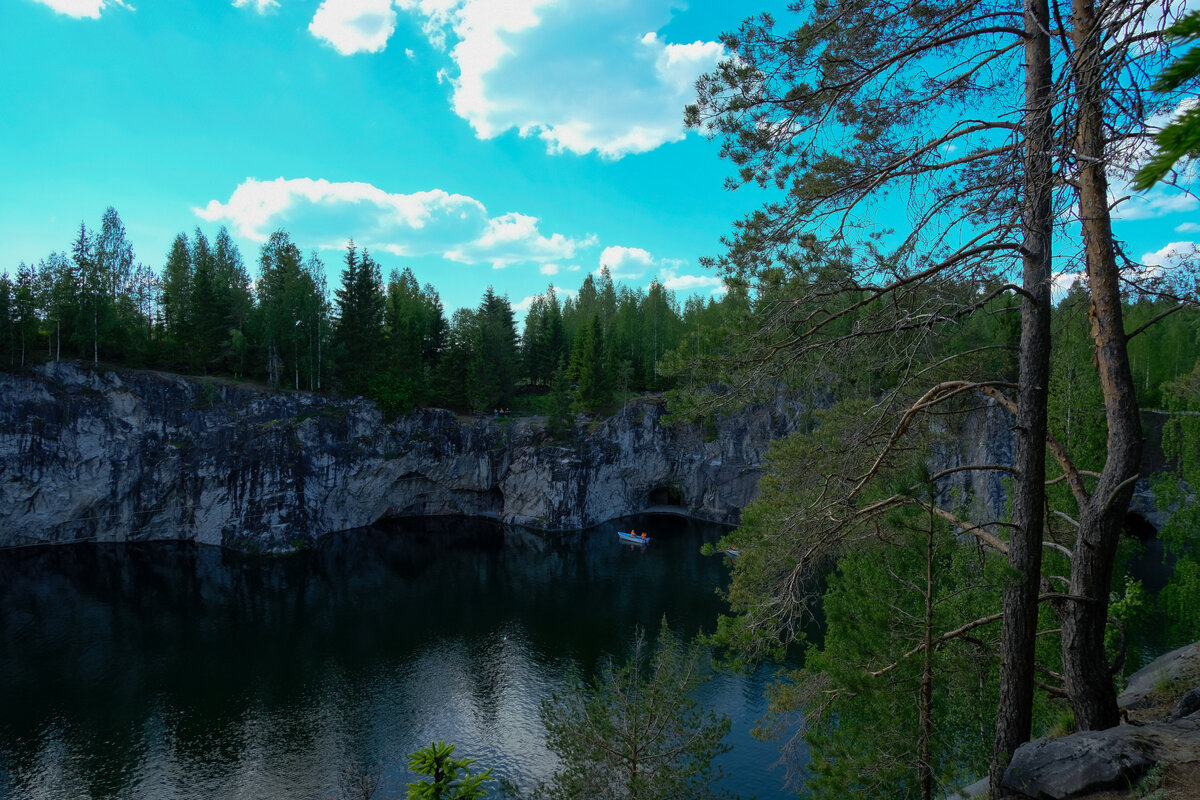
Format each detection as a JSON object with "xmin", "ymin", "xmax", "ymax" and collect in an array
[{"xmin": 0, "ymin": 515, "xmax": 733, "ymax": 798}]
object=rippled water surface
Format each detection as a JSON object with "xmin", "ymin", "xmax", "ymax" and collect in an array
[{"xmin": 0, "ymin": 516, "xmax": 801, "ymax": 799}]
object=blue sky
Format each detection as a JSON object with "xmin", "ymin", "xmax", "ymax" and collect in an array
[{"xmin": 2, "ymin": 0, "xmax": 1196, "ymax": 318}]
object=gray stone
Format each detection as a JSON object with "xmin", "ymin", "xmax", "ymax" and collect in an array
[
  {"xmin": 1120, "ymin": 642, "xmax": 1200, "ymax": 711},
  {"xmin": 943, "ymin": 775, "xmax": 990, "ymax": 800},
  {"xmin": 1169, "ymin": 687, "xmax": 1200, "ymax": 722},
  {"xmin": 0, "ymin": 363, "xmax": 1054, "ymax": 553},
  {"xmin": 1002, "ymin": 716, "xmax": 1200, "ymax": 799},
  {"xmin": 0, "ymin": 363, "xmax": 805, "ymax": 550},
  {"xmin": 1002, "ymin": 730, "xmax": 1154, "ymax": 799}
]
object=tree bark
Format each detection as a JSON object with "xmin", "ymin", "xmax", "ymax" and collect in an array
[
  {"xmin": 1063, "ymin": 0, "xmax": 1143, "ymax": 732},
  {"xmin": 991, "ymin": 0, "xmax": 1054, "ymax": 792},
  {"xmin": 920, "ymin": 502, "xmax": 935, "ymax": 800}
]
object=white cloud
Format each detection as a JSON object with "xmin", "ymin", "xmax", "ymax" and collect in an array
[
  {"xmin": 398, "ymin": 0, "xmax": 725, "ymax": 158},
  {"xmin": 1051, "ymin": 271, "xmax": 1083, "ymax": 302},
  {"xmin": 1176, "ymin": 222, "xmax": 1200, "ymax": 233},
  {"xmin": 599, "ymin": 245, "xmax": 655, "ymax": 279},
  {"xmin": 540, "ymin": 263, "xmax": 558, "ymax": 275},
  {"xmin": 599, "ymin": 245, "xmax": 725, "ymax": 295},
  {"xmin": 660, "ymin": 257, "xmax": 724, "ymax": 295},
  {"xmin": 662, "ymin": 270, "xmax": 723, "ymax": 294},
  {"xmin": 1142, "ymin": 240, "xmax": 1197, "ymax": 269},
  {"xmin": 446, "ymin": 212, "xmax": 596, "ymax": 268},
  {"xmin": 309, "ymin": 0, "xmax": 398, "ymax": 55},
  {"xmin": 1112, "ymin": 185, "xmax": 1199, "ymax": 220},
  {"xmin": 30, "ymin": 0, "xmax": 129, "ymax": 18},
  {"xmin": 232, "ymin": 0, "xmax": 278, "ymax": 12},
  {"xmin": 194, "ymin": 177, "xmax": 595, "ymax": 269}
]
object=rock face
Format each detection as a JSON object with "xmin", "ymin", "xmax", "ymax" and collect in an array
[
  {"xmin": 930, "ymin": 395, "xmax": 1015, "ymax": 524},
  {"xmin": 0, "ymin": 363, "xmax": 804, "ymax": 550},
  {"xmin": 1118, "ymin": 641, "xmax": 1200, "ymax": 711},
  {"xmin": 1000, "ymin": 716, "xmax": 1200, "ymax": 799}
]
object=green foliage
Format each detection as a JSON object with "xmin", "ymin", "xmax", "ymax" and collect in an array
[
  {"xmin": 369, "ymin": 372, "xmax": 416, "ymax": 420},
  {"xmin": 192, "ymin": 379, "xmax": 221, "ymax": 410},
  {"xmin": 1153, "ymin": 359, "xmax": 1200, "ymax": 647},
  {"xmin": 776, "ymin": 518, "xmax": 1001, "ymax": 800},
  {"xmin": 518, "ymin": 621, "xmax": 736, "ymax": 800},
  {"xmin": 1133, "ymin": 11, "xmax": 1200, "ymax": 189},
  {"xmin": 546, "ymin": 358, "xmax": 574, "ymax": 438},
  {"xmin": 521, "ymin": 285, "xmax": 567, "ymax": 387},
  {"xmin": 256, "ymin": 230, "xmax": 329, "ymax": 390},
  {"xmin": 1107, "ymin": 577, "xmax": 1149, "ymax": 666},
  {"xmin": 470, "ymin": 288, "xmax": 519, "ymax": 411},
  {"xmin": 383, "ymin": 267, "xmax": 445, "ymax": 408},
  {"xmin": 568, "ymin": 313, "xmax": 610, "ymax": 413},
  {"xmin": 334, "ymin": 242, "xmax": 386, "ymax": 396},
  {"xmin": 405, "ymin": 741, "xmax": 492, "ymax": 800}
]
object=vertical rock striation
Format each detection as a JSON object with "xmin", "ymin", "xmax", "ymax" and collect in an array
[{"xmin": 0, "ymin": 363, "xmax": 802, "ymax": 550}]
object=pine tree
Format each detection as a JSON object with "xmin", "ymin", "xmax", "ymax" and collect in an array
[
  {"xmin": 256, "ymin": 230, "xmax": 313, "ymax": 388},
  {"xmin": 569, "ymin": 313, "xmax": 609, "ymax": 413},
  {"xmin": 12, "ymin": 263, "xmax": 40, "ymax": 367},
  {"xmin": 189, "ymin": 227, "xmax": 222, "ymax": 372},
  {"xmin": 333, "ymin": 241, "xmax": 385, "ymax": 396},
  {"xmin": 214, "ymin": 226, "xmax": 253, "ymax": 376},
  {"xmin": 469, "ymin": 287, "xmax": 518, "ymax": 411},
  {"xmin": 0, "ymin": 273, "xmax": 12, "ymax": 367},
  {"xmin": 160, "ymin": 232, "xmax": 192, "ymax": 366},
  {"xmin": 521, "ymin": 622, "xmax": 736, "ymax": 800}
]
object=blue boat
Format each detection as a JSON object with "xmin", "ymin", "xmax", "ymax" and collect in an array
[{"xmin": 617, "ymin": 531, "xmax": 651, "ymax": 545}]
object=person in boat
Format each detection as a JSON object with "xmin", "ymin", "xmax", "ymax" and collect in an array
[
  {"xmin": 641, "ymin": 532, "xmax": 647, "ymax": 540},
  {"xmin": 629, "ymin": 529, "xmax": 636, "ymax": 537}
]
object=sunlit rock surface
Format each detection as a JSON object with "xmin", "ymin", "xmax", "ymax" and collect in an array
[{"xmin": 0, "ymin": 363, "xmax": 802, "ymax": 550}]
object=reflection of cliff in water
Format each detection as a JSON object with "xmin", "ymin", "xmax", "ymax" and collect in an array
[{"xmin": 0, "ymin": 515, "xmax": 794, "ymax": 800}]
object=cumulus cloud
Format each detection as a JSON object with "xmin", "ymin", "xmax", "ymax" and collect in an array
[
  {"xmin": 598, "ymin": 245, "xmax": 724, "ymax": 295},
  {"xmin": 661, "ymin": 269, "xmax": 723, "ymax": 294},
  {"xmin": 194, "ymin": 177, "xmax": 595, "ymax": 269},
  {"xmin": 30, "ymin": 0, "xmax": 129, "ymax": 18},
  {"xmin": 1142, "ymin": 240, "xmax": 1197, "ymax": 269},
  {"xmin": 445, "ymin": 212, "xmax": 596, "ymax": 268},
  {"xmin": 1051, "ymin": 271, "xmax": 1083, "ymax": 302},
  {"xmin": 232, "ymin": 0, "xmax": 278, "ymax": 12},
  {"xmin": 397, "ymin": 0, "xmax": 725, "ymax": 158},
  {"xmin": 1112, "ymin": 185, "xmax": 1199, "ymax": 220},
  {"xmin": 309, "ymin": 0, "xmax": 398, "ymax": 55},
  {"xmin": 1176, "ymin": 222, "xmax": 1200, "ymax": 233},
  {"xmin": 599, "ymin": 245, "xmax": 656, "ymax": 279}
]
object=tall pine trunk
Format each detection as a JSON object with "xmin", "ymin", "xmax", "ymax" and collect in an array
[
  {"xmin": 1063, "ymin": 0, "xmax": 1142, "ymax": 732},
  {"xmin": 991, "ymin": 0, "xmax": 1054, "ymax": 792},
  {"xmin": 920, "ymin": 501, "xmax": 935, "ymax": 800}
]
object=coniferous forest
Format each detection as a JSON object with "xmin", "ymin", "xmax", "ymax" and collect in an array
[
  {"xmin": 4, "ymin": 0, "xmax": 1200, "ymax": 797},
  {"xmin": 0, "ymin": 208, "xmax": 748, "ymax": 419}
]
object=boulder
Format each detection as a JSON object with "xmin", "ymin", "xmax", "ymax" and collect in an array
[
  {"xmin": 1119, "ymin": 642, "xmax": 1200, "ymax": 711},
  {"xmin": 1169, "ymin": 687, "xmax": 1200, "ymax": 722},
  {"xmin": 1002, "ymin": 715, "xmax": 1200, "ymax": 799}
]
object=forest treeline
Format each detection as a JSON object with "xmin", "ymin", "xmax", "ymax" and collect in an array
[
  {"xmin": 0, "ymin": 206, "xmax": 749, "ymax": 421},
  {"xmin": 1, "ymin": 206, "xmax": 1197, "ymax": 421}
]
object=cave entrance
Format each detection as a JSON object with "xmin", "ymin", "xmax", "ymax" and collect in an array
[
  {"xmin": 647, "ymin": 486, "xmax": 684, "ymax": 507},
  {"xmin": 1123, "ymin": 511, "xmax": 1157, "ymax": 542}
]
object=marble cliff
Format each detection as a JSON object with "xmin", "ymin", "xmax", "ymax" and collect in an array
[{"xmin": 0, "ymin": 362, "xmax": 807, "ymax": 550}]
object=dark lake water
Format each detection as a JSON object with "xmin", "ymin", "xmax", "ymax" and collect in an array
[{"xmin": 0, "ymin": 516, "xmax": 802, "ymax": 800}]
